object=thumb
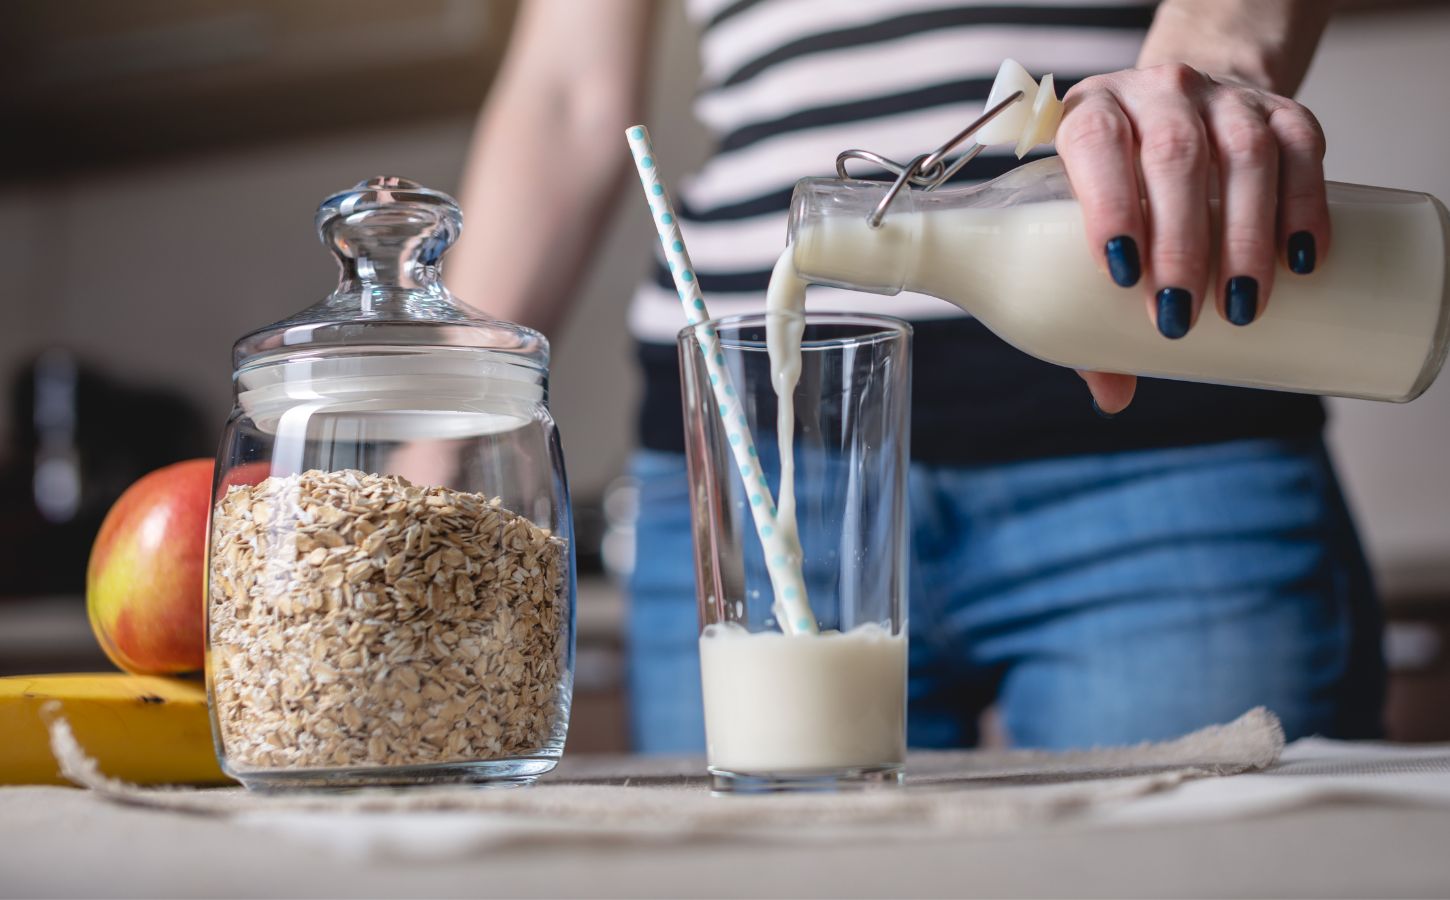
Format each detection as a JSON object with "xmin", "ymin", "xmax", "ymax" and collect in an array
[{"xmin": 1077, "ymin": 370, "xmax": 1137, "ymax": 415}]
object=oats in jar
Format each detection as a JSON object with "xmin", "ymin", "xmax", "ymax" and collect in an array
[{"xmin": 208, "ymin": 469, "xmax": 569, "ymax": 772}]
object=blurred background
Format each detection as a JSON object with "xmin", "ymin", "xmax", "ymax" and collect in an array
[{"xmin": 1, "ymin": 0, "xmax": 1447, "ymax": 749}]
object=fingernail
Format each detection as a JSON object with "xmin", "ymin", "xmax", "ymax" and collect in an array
[
  {"xmin": 1226, "ymin": 276, "xmax": 1258, "ymax": 326},
  {"xmin": 1091, "ymin": 398, "xmax": 1116, "ymax": 420},
  {"xmin": 1156, "ymin": 287, "xmax": 1192, "ymax": 339},
  {"xmin": 1105, "ymin": 236, "xmax": 1140, "ymax": 287},
  {"xmin": 1288, "ymin": 231, "xmax": 1316, "ymax": 274}
]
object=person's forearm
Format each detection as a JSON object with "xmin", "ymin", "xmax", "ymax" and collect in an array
[
  {"xmin": 1138, "ymin": 0, "xmax": 1331, "ymax": 95},
  {"xmin": 449, "ymin": 0, "xmax": 654, "ymax": 337}
]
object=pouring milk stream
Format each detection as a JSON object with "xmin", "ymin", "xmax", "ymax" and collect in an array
[{"xmin": 700, "ymin": 59, "xmax": 1449, "ymax": 775}]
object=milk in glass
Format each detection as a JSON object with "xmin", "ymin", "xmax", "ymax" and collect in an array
[{"xmin": 697, "ymin": 251, "xmax": 908, "ymax": 778}]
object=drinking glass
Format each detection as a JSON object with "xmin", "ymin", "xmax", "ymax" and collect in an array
[{"xmin": 678, "ymin": 312, "xmax": 911, "ymax": 792}]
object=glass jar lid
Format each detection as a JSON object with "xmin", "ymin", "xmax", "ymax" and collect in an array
[
  {"xmin": 230, "ymin": 176, "xmax": 549, "ymax": 439},
  {"xmin": 231, "ymin": 175, "xmax": 547, "ymax": 372}
]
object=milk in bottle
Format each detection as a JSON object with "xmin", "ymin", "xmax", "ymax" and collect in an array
[{"xmin": 787, "ymin": 156, "xmax": 1450, "ymax": 402}]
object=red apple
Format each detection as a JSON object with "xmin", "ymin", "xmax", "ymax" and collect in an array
[{"xmin": 87, "ymin": 460, "xmax": 214, "ymax": 675}]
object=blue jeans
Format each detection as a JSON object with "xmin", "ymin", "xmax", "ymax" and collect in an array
[{"xmin": 627, "ymin": 438, "xmax": 1384, "ymax": 751}]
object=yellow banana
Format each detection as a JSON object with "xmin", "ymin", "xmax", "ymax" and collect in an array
[{"xmin": 0, "ymin": 673, "xmax": 232, "ymax": 786}]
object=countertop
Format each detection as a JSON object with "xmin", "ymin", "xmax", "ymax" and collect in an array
[{"xmin": 4, "ymin": 739, "xmax": 1449, "ymax": 899}]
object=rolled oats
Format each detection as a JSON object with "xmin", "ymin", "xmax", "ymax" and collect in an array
[{"xmin": 208, "ymin": 469, "xmax": 569, "ymax": 772}]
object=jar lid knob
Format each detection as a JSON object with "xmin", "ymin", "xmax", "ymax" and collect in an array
[
  {"xmin": 316, "ymin": 175, "xmax": 461, "ymax": 230},
  {"xmin": 315, "ymin": 175, "xmax": 462, "ymax": 272}
]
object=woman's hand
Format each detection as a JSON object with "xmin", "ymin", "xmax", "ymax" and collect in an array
[
  {"xmin": 1057, "ymin": 64, "xmax": 1330, "ymax": 413},
  {"xmin": 1052, "ymin": 1, "xmax": 1333, "ymax": 414}
]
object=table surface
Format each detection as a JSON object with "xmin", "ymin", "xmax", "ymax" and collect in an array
[{"xmin": 5, "ymin": 754, "xmax": 1450, "ymax": 899}]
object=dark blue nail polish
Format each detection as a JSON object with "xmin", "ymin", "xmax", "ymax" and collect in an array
[
  {"xmin": 1091, "ymin": 398, "xmax": 1116, "ymax": 420},
  {"xmin": 1226, "ymin": 276, "xmax": 1258, "ymax": 326},
  {"xmin": 1288, "ymin": 231, "xmax": 1316, "ymax": 274},
  {"xmin": 1156, "ymin": 287, "xmax": 1192, "ymax": 339},
  {"xmin": 1104, "ymin": 236, "xmax": 1140, "ymax": 287}
]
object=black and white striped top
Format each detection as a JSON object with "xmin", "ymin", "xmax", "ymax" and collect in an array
[
  {"xmin": 630, "ymin": 0, "xmax": 1154, "ymax": 341},
  {"xmin": 634, "ymin": 0, "xmax": 1326, "ymax": 464}
]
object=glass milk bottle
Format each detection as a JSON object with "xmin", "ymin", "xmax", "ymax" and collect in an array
[{"xmin": 786, "ymin": 156, "xmax": 1450, "ymax": 401}]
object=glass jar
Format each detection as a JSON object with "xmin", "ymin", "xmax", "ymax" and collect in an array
[{"xmin": 206, "ymin": 176, "xmax": 575, "ymax": 789}]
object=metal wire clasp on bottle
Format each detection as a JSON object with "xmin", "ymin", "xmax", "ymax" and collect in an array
[{"xmin": 835, "ymin": 90, "xmax": 1026, "ymax": 228}]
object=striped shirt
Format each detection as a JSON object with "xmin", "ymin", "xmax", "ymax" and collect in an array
[{"xmin": 634, "ymin": 0, "xmax": 1325, "ymax": 463}]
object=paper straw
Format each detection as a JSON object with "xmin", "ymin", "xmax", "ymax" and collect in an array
[{"xmin": 625, "ymin": 125, "xmax": 816, "ymax": 636}]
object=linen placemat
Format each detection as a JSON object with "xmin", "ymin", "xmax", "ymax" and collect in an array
[{"xmin": 39, "ymin": 707, "xmax": 1284, "ymax": 854}]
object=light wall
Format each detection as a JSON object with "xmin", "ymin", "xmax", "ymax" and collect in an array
[
  {"xmin": 0, "ymin": 1, "xmax": 709, "ymax": 502},
  {"xmin": 1299, "ymin": 5, "xmax": 1450, "ymax": 588},
  {"xmin": 0, "ymin": 3, "xmax": 1445, "ymax": 587}
]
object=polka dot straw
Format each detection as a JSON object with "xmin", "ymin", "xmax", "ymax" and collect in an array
[{"xmin": 625, "ymin": 125, "xmax": 817, "ymax": 636}]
